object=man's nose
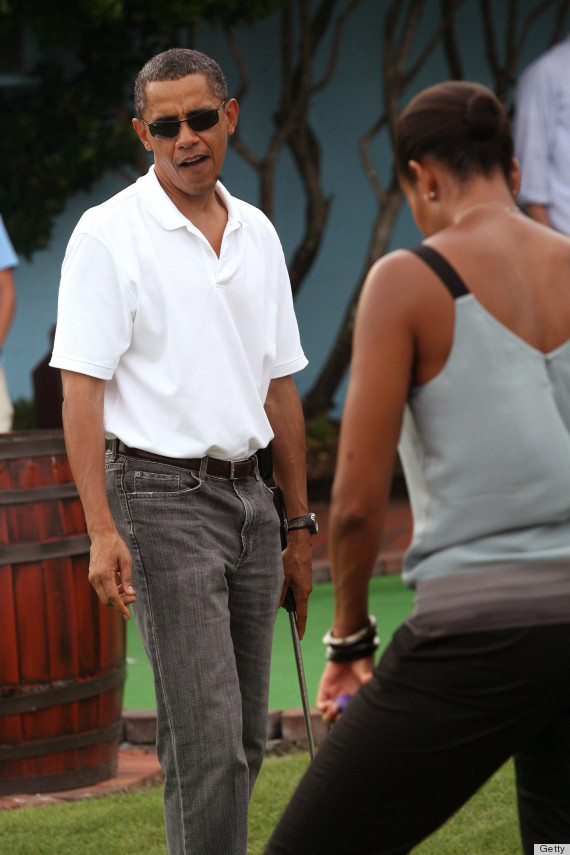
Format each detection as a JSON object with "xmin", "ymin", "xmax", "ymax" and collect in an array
[{"xmin": 176, "ymin": 119, "xmax": 200, "ymax": 144}]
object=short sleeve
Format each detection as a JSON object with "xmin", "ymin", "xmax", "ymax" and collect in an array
[{"xmin": 50, "ymin": 232, "xmax": 137, "ymax": 379}]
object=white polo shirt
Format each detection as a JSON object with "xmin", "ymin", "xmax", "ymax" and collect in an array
[{"xmin": 51, "ymin": 166, "xmax": 307, "ymax": 459}]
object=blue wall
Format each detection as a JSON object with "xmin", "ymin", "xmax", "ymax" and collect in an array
[{"xmin": 5, "ymin": 0, "xmax": 561, "ymax": 414}]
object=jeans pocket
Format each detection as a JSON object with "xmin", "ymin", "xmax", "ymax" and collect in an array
[{"xmin": 129, "ymin": 468, "xmax": 203, "ymax": 497}]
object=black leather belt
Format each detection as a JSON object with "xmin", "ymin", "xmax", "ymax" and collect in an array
[{"xmin": 115, "ymin": 441, "xmax": 257, "ymax": 479}]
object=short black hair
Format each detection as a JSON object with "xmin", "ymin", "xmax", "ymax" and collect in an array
[
  {"xmin": 134, "ymin": 48, "xmax": 228, "ymax": 118},
  {"xmin": 396, "ymin": 81, "xmax": 513, "ymax": 185}
]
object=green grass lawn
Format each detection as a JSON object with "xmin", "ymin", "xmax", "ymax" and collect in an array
[
  {"xmin": 124, "ymin": 574, "xmax": 416, "ymax": 711},
  {"xmin": 0, "ymin": 756, "xmax": 521, "ymax": 855}
]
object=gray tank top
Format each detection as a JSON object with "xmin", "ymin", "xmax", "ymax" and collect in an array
[{"xmin": 399, "ymin": 245, "xmax": 570, "ymax": 635}]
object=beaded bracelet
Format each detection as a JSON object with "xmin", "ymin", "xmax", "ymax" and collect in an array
[
  {"xmin": 322, "ymin": 615, "xmax": 377, "ymax": 648},
  {"xmin": 325, "ymin": 634, "xmax": 379, "ymax": 663},
  {"xmin": 323, "ymin": 616, "xmax": 380, "ymax": 663}
]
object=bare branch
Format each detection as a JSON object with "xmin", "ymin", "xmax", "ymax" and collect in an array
[
  {"xmin": 226, "ymin": 29, "xmax": 264, "ymax": 170},
  {"xmin": 311, "ymin": 0, "xmax": 365, "ymax": 92},
  {"xmin": 440, "ymin": 0, "xmax": 464, "ymax": 78},
  {"xmin": 225, "ymin": 25, "xmax": 250, "ymax": 104},
  {"xmin": 359, "ymin": 0, "xmax": 424, "ymax": 209},
  {"xmin": 279, "ymin": 1, "xmax": 295, "ymax": 110},
  {"xmin": 395, "ymin": 0, "xmax": 425, "ymax": 71},
  {"xmin": 287, "ymin": 120, "xmax": 332, "ymax": 294},
  {"xmin": 479, "ymin": 0, "xmax": 500, "ymax": 80},
  {"xmin": 549, "ymin": 0, "xmax": 570, "ymax": 44},
  {"xmin": 228, "ymin": 0, "xmax": 353, "ymax": 286},
  {"xmin": 515, "ymin": 0, "xmax": 567, "ymax": 56},
  {"xmin": 479, "ymin": 0, "xmax": 565, "ymax": 102},
  {"xmin": 359, "ymin": 114, "xmax": 389, "ymax": 203},
  {"xmin": 506, "ymin": 0, "xmax": 519, "ymax": 61},
  {"xmin": 406, "ymin": 0, "xmax": 468, "ymax": 83}
]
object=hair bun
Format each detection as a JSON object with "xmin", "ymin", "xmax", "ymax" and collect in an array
[{"xmin": 465, "ymin": 91, "xmax": 501, "ymax": 141}]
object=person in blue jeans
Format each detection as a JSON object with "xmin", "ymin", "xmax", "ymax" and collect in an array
[
  {"xmin": 265, "ymin": 81, "xmax": 570, "ymax": 855},
  {"xmin": 51, "ymin": 48, "xmax": 314, "ymax": 855},
  {"xmin": 0, "ymin": 215, "xmax": 17, "ymax": 432}
]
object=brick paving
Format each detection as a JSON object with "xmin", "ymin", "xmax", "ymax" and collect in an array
[{"xmin": 0, "ymin": 749, "xmax": 164, "ymax": 811}]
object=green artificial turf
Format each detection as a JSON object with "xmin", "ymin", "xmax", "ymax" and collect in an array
[{"xmin": 123, "ymin": 574, "xmax": 415, "ymax": 711}]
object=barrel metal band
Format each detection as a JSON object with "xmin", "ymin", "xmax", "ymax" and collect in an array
[
  {"xmin": 0, "ymin": 759, "xmax": 121, "ymax": 797},
  {"xmin": 0, "ymin": 483, "xmax": 79, "ymax": 506},
  {"xmin": 0, "ymin": 433, "xmax": 67, "ymax": 460},
  {"xmin": 0, "ymin": 719, "xmax": 123, "ymax": 761},
  {"xmin": 0, "ymin": 534, "xmax": 91, "ymax": 566},
  {"xmin": 0, "ymin": 663, "xmax": 126, "ymax": 716}
]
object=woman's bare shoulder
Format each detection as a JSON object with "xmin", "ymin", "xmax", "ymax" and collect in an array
[{"xmin": 360, "ymin": 246, "xmax": 450, "ymax": 317}]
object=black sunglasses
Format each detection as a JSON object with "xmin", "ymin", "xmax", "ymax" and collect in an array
[{"xmin": 139, "ymin": 100, "xmax": 227, "ymax": 139}]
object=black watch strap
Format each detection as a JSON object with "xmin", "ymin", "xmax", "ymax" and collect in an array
[{"xmin": 285, "ymin": 513, "xmax": 318, "ymax": 535}]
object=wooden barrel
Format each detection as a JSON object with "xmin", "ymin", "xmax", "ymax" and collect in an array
[{"xmin": 0, "ymin": 430, "xmax": 126, "ymax": 795}]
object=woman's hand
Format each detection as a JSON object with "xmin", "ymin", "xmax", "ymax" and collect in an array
[{"xmin": 316, "ymin": 657, "xmax": 374, "ymax": 724}]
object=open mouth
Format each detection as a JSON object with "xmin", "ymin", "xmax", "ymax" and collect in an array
[{"xmin": 179, "ymin": 155, "xmax": 208, "ymax": 168}]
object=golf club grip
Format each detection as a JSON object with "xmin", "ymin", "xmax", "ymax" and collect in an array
[
  {"xmin": 283, "ymin": 587, "xmax": 296, "ymax": 613},
  {"xmin": 270, "ymin": 486, "xmax": 298, "ymax": 614}
]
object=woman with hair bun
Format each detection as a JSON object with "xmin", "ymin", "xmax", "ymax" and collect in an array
[{"xmin": 265, "ymin": 81, "xmax": 570, "ymax": 855}]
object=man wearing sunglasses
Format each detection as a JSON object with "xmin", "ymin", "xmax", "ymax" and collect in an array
[{"xmin": 51, "ymin": 48, "xmax": 312, "ymax": 855}]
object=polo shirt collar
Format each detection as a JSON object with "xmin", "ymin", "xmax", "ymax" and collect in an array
[{"xmin": 136, "ymin": 165, "xmax": 247, "ymax": 232}]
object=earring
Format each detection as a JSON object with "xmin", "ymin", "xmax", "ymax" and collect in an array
[{"xmin": 423, "ymin": 191, "xmax": 437, "ymax": 201}]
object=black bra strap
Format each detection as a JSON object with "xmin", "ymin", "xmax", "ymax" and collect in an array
[{"xmin": 409, "ymin": 244, "xmax": 470, "ymax": 300}]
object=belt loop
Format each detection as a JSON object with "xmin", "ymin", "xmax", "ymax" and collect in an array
[
  {"xmin": 109, "ymin": 438, "xmax": 118, "ymax": 461},
  {"xmin": 199, "ymin": 457, "xmax": 209, "ymax": 478}
]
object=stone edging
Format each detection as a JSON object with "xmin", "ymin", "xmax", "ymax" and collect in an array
[{"xmin": 122, "ymin": 707, "xmax": 329, "ymax": 756}]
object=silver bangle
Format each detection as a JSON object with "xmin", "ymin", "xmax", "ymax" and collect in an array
[{"xmin": 322, "ymin": 615, "xmax": 377, "ymax": 648}]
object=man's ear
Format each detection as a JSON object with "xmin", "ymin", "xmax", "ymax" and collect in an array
[
  {"xmin": 224, "ymin": 99, "xmax": 239, "ymax": 136},
  {"xmin": 132, "ymin": 118, "xmax": 153, "ymax": 152}
]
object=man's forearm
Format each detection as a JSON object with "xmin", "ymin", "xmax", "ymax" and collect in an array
[
  {"xmin": 264, "ymin": 374, "xmax": 312, "ymax": 636},
  {"xmin": 264, "ymin": 375, "xmax": 308, "ymax": 518},
  {"xmin": 60, "ymin": 369, "xmax": 135, "ymax": 619},
  {"xmin": 61, "ymin": 370, "xmax": 115, "ymax": 536},
  {"xmin": 0, "ymin": 269, "xmax": 16, "ymax": 346}
]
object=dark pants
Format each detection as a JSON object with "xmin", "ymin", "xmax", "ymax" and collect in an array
[{"xmin": 265, "ymin": 623, "xmax": 570, "ymax": 855}]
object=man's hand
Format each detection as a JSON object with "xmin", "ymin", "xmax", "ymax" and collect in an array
[
  {"xmin": 316, "ymin": 658, "xmax": 374, "ymax": 724},
  {"xmin": 88, "ymin": 530, "xmax": 136, "ymax": 621},
  {"xmin": 280, "ymin": 528, "xmax": 312, "ymax": 639}
]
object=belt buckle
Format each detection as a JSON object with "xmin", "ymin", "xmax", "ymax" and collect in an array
[{"xmin": 229, "ymin": 460, "xmax": 237, "ymax": 480}]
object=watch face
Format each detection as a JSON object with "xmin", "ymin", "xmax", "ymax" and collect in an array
[{"xmin": 288, "ymin": 514, "xmax": 318, "ymax": 534}]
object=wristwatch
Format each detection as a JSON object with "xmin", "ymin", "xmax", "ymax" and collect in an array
[{"xmin": 284, "ymin": 513, "xmax": 318, "ymax": 535}]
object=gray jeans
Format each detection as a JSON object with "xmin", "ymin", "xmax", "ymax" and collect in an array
[{"xmin": 106, "ymin": 447, "xmax": 283, "ymax": 854}]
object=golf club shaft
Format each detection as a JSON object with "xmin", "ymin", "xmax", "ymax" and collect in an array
[
  {"xmin": 285, "ymin": 591, "xmax": 315, "ymax": 760},
  {"xmin": 271, "ymin": 485, "xmax": 315, "ymax": 759}
]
